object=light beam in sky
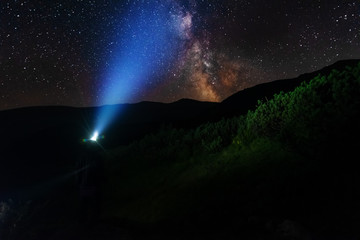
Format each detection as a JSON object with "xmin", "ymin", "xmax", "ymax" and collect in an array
[{"xmin": 94, "ymin": 1, "xmax": 182, "ymax": 134}]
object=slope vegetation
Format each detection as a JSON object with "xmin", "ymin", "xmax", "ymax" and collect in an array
[{"xmin": 103, "ymin": 61, "xmax": 360, "ymax": 238}]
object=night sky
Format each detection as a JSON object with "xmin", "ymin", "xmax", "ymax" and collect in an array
[{"xmin": 1, "ymin": 0, "xmax": 359, "ymax": 110}]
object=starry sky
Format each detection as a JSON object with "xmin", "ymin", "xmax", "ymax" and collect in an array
[{"xmin": 1, "ymin": 0, "xmax": 359, "ymax": 110}]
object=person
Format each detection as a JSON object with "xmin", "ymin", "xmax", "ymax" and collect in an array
[{"xmin": 75, "ymin": 142, "xmax": 104, "ymax": 224}]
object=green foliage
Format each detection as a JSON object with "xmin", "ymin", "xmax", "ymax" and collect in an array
[
  {"xmin": 242, "ymin": 64, "xmax": 360, "ymax": 154},
  {"xmin": 103, "ymin": 62, "xmax": 360, "ymax": 228},
  {"xmin": 194, "ymin": 117, "xmax": 241, "ymax": 153}
]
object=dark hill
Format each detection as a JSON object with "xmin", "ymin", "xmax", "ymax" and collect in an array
[
  {"xmin": 219, "ymin": 59, "xmax": 360, "ymax": 117},
  {"xmin": 0, "ymin": 59, "xmax": 358, "ymax": 195},
  {"xmin": 0, "ymin": 59, "xmax": 359, "ymax": 239},
  {"xmin": 1, "ymin": 59, "xmax": 358, "ymax": 153}
]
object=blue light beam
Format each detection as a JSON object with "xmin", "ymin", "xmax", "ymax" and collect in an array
[{"xmin": 94, "ymin": 1, "xmax": 180, "ymax": 134}]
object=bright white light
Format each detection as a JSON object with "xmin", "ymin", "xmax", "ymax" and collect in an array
[{"xmin": 90, "ymin": 131, "xmax": 99, "ymax": 142}]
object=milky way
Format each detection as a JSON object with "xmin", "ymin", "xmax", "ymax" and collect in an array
[{"xmin": 1, "ymin": 0, "xmax": 359, "ymax": 110}]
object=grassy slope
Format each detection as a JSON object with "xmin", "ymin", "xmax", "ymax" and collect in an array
[{"xmin": 103, "ymin": 62, "xmax": 360, "ymax": 237}]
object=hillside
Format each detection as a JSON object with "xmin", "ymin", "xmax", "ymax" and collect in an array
[
  {"xmin": 1, "ymin": 59, "xmax": 358, "ymax": 151},
  {"xmin": 2, "ymin": 60, "xmax": 357, "ymax": 195},
  {"xmin": 98, "ymin": 60, "xmax": 360, "ymax": 239},
  {"xmin": 1, "ymin": 59, "xmax": 360, "ymax": 239},
  {"xmin": 220, "ymin": 59, "xmax": 360, "ymax": 116}
]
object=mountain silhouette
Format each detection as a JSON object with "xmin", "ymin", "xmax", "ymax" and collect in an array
[
  {"xmin": 220, "ymin": 59, "xmax": 360, "ymax": 117},
  {"xmin": 1, "ymin": 59, "xmax": 359, "ymax": 239},
  {"xmin": 0, "ymin": 59, "xmax": 358, "ymax": 194},
  {"xmin": 1, "ymin": 59, "xmax": 359, "ymax": 155}
]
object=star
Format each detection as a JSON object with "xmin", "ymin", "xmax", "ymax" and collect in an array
[{"xmin": 0, "ymin": 0, "xmax": 359, "ymax": 110}]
